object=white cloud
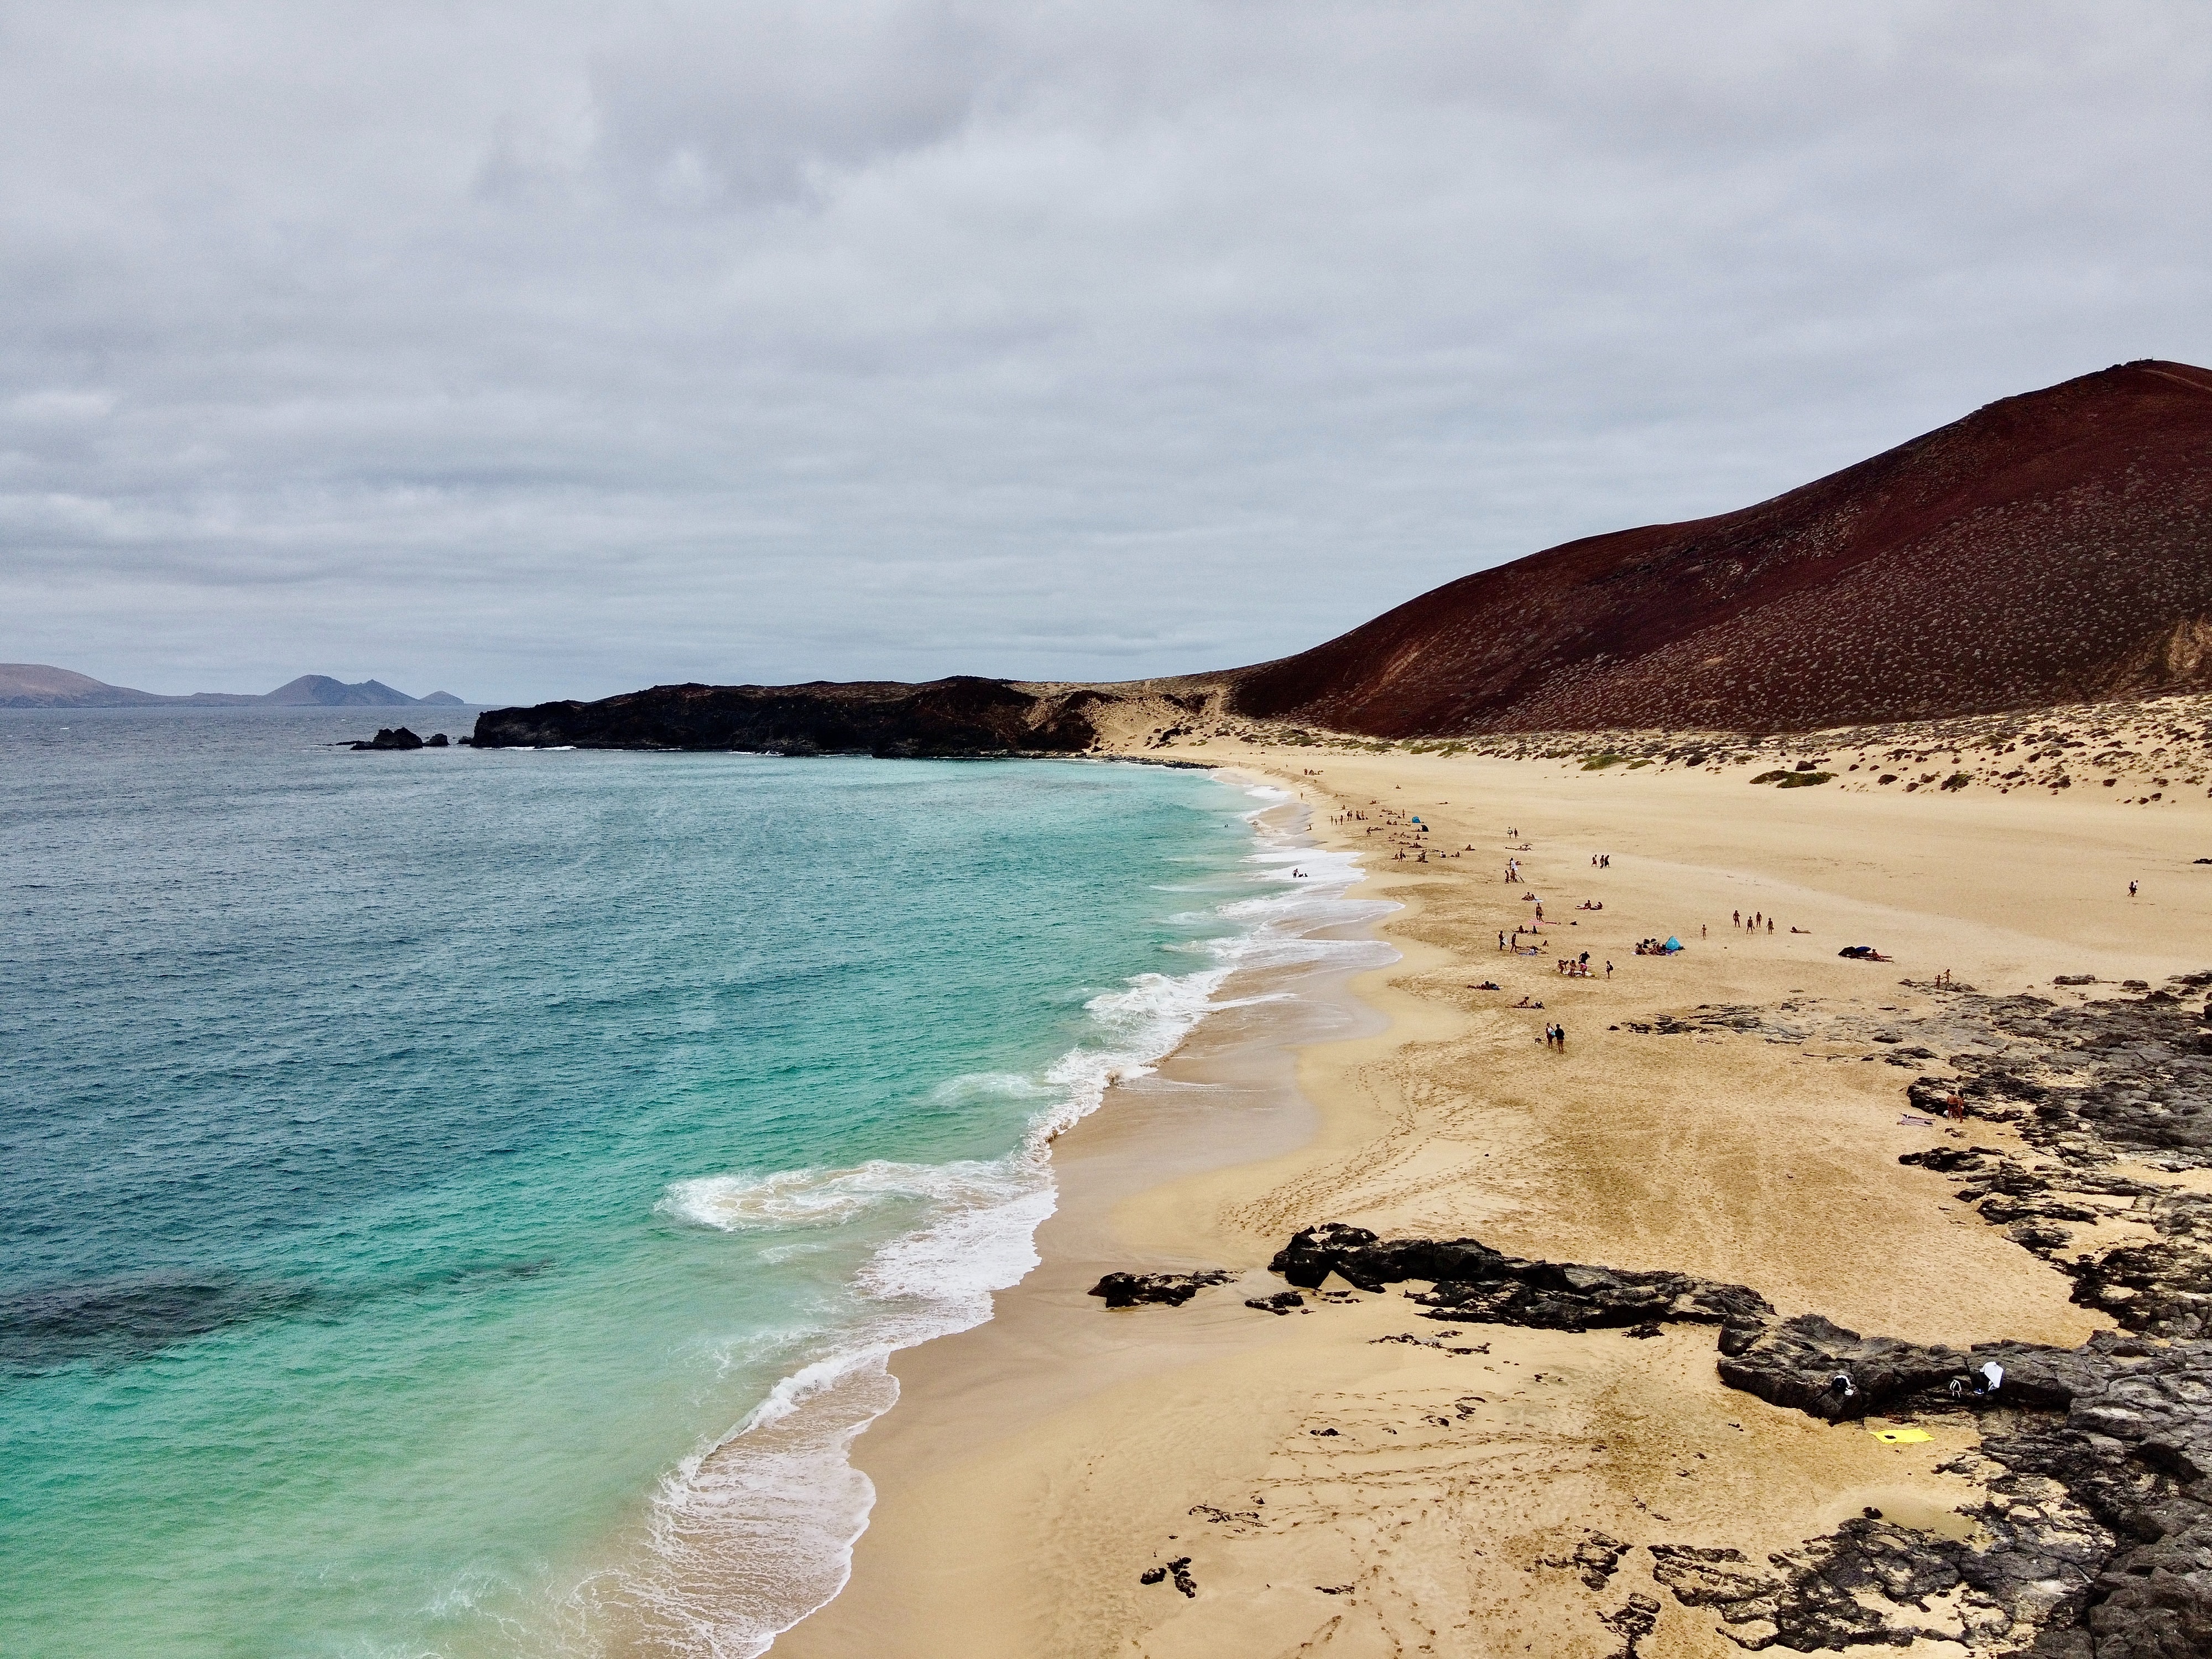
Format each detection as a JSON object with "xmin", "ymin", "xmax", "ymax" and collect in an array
[{"xmin": 1, "ymin": 0, "xmax": 2207, "ymax": 700}]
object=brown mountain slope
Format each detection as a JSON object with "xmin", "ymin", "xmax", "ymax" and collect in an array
[{"xmin": 1227, "ymin": 359, "xmax": 2212, "ymax": 737}]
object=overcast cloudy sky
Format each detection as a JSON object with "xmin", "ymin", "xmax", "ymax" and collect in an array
[{"xmin": 3, "ymin": 1, "xmax": 2207, "ymax": 703}]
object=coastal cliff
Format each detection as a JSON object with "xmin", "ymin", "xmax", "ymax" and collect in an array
[{"xmin": 469, "ymin": 675, "xmax": 1156, "ymax": 755}]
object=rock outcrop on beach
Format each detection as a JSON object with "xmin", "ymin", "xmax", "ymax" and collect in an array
[
  {"xmin": 473, "ymin": 359, "xmax": 2212, "ymax": 750},
  {"xmin": 1087, "ymin": 1270, "xmax": 1235, "ymax": 1308},
  {"xmin": 1262, "ymin": 1225, "xmax": 2212, "ymax": 1655},
  {"xmin": 1268, "ymin": 1222, "xmax": 1775, "ymax": 1339},
  {"xmin": 1256, "ymin": 973, "xmax": 2212, "ymax": 1656}
]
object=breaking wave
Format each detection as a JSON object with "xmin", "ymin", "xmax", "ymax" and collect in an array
[{"xmin": 602, "ymin": 776, "xmax": 1396, "ymax": 1656}]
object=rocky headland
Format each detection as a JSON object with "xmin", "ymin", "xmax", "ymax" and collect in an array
[{"xmin": 473, "ymin": 360, "xmax": 2212, "ymax": 759}]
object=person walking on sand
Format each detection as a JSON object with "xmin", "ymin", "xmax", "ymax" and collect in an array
[
  {"xmin": 1605, "ymin": 961, "xmax": 1614, "ymax": 979},
  {"xmin": 1733, "ymin": 909, "xmax": 1741, "ymax": 928},
  {"xmin": 2130, "ymin": 881, "xmax": 2138, "ymax": 898}
]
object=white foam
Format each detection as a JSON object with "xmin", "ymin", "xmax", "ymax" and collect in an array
[
  {"xmin": 660, "ymin": 1160, "xmax": 1000, "ymax": 1233},
  {"xmin": 608, "ymin": 771, "xmax": 1399, "ymax": 1657}
]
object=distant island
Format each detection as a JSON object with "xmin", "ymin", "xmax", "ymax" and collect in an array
[{"xmin": 0, "ymin": 667, "xmax": 467, "ymax": 709}]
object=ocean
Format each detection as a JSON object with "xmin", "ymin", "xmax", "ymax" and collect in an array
[{"xmin": 0, "ymin": 709, "xmax": 1378, "ymax": 1658}]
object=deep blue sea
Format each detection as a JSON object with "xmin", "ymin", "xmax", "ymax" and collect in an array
[{"xmin": 0, "ymin": 708, "xmax": 1361, "ymax": 1658}]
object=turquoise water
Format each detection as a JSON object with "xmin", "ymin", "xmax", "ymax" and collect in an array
[{"xmin": 0, "ymin": 711, "xmax": 1302, "ymax": 1658}]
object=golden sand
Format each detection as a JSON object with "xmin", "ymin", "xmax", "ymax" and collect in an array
[{"xmin": 778, "ymin": 726, "xmax": 2212, "ymax": 1659}]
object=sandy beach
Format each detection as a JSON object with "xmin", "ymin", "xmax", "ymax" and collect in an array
[{"xmin": 779, "ymin": 718, "xmax": 2212, "ymax": 1659}]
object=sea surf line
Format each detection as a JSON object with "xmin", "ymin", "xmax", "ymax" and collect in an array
[{"xmin": 0, "ymin": 712, "xmax": 1386, "ymax": 1659}]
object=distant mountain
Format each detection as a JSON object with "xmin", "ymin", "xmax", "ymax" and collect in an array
[
  {"xmin": 0, "ymin": 664, "xmax": 171, "ymax": 707},
  {"xmin": 262, "ymin": 675, "xmax": 419, "ymax": 707},
  {"xmin": 0, "ymin": 666, "xmax": 468, "ymax": 709}
]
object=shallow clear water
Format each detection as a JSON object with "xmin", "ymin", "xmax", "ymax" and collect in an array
[{"xmin": 0, "ymin": 709, "xmax": 1311, "ymax": 1658}]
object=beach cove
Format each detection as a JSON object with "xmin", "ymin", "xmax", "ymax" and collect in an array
[
  {"xmin": 781, "ymin": 723, "xmax": 2212, "ymax": 1659},
  {"xmin": 0, "ymin": 714, "xmax": 1338, "ymax": 1659}
]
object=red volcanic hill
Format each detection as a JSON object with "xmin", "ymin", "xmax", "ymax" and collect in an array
[{"xmin": 1227, "ymin": 359, "xmax": 2212, "ymax": 737}]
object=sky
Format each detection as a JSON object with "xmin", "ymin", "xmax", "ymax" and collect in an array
[{"xmin": 3, "ymin": 2, "xmax": 2208, "ymax": 705}]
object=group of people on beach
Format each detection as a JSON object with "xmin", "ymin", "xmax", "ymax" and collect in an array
[
  {"xmin": 1733, "ymin": 909, "xmax": 1775, "ymax": 933},
  {"xmin": 1539, "ymin": 1021, "xmax": 1568, "ymax": 1050}
]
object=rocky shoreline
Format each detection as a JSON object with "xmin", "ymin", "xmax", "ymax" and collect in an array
[
  {"xmin": 1217, "ymin": 972, "xmax": 2212, "ymax": 1655},
  {"xmin": 1086, "ymin": 972, "xmax": 2212, "ymax": 1652},
  {"xmin": 1250, "ymin": 1218, "xmax": 2211, "ymax": 1656},
  {"xmin": 468, "ymin": 676, "xmax": 1142, "ymax": 757}
]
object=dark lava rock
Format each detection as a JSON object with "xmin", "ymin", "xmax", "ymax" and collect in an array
[
  {"xmin": 1136, "ymin": 1556, "xmax": 1199, "ymax": 1597},
  {"xmin": 1599, "ymin": 1591, "xmax": 1662, "ymax": 1657},
  {"xmin": 1943, "ymin": 982, "xmax": 2212, "ymax": 1168},
  {"xmin": 351, "ymin": 726, "xmax": 424, "ymax": 750},
  {"xmin": 1088, "ymin": 1270, "xmax": 1233, "ymax": 1309},
  {"xmin": 425, "ymin": 732, "xmax": 448, "ymax": 747},
  {"xmin": 1269, "ymin": 1215, "xmax": 2212, "ymax": 1653},
  {"xmin": 1245, "ymin": 1291, "xmax": 1305, "ymax": 1315},
  {"xmin": 1650, "ymin": 1518, "xmax": 2010, "ymax": 1652},
  {"xmin": 1715, "ymin": 1312, "xmax": 2104, "ymax": 1421},
  {"xmin": 1540, "ymin": 1530, "xmax": 1630, "ymax": 1591},
  {"xmin": 1708, "ymin": 1317, "xmax": 2212, "ymax": 1654},
  {"xmin": 2060, "ymin": 1189, "xmax": 2212, "ymax": 1339},
  {"xmin": 1267, "ymin": 1224, "xmax": 1773, "ymax": 1336},
  {"xmin": 472, "ymin": 675, "xmax": 1120, "ymax": 757}
]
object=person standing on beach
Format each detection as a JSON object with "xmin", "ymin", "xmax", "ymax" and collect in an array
[{"xmin": 1733, "ymin": 909, "xmax": 1741, "ymax": 927}]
